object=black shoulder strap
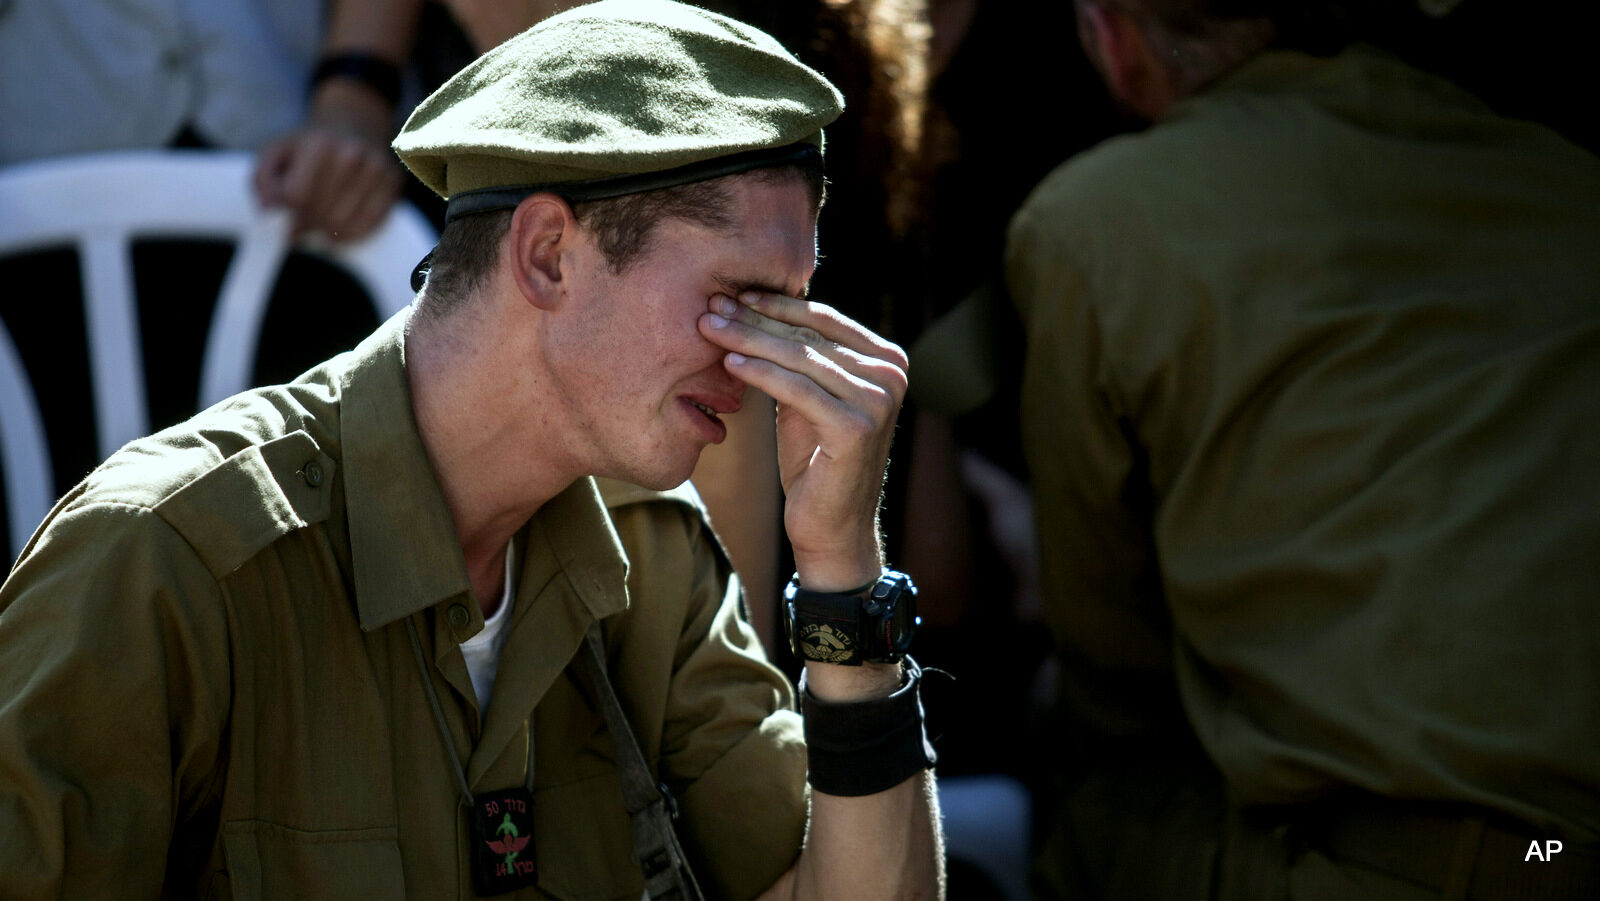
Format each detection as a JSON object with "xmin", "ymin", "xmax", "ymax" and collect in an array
[{"xmin": 573, "ymin": 624, "xmax": 706, "ymax": 901}]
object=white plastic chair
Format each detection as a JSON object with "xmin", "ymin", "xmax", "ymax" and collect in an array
[{"xmin": 0, "ymin": 150, "xmax": 436, "ymax": 557}]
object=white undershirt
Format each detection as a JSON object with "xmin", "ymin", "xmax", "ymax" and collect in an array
[{"xmin": 460, "ymin": 540, "xmax": 515, "ymax": 712}]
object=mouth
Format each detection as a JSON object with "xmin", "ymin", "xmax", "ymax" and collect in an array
[{"xmin": 680, "ymin": 393, "xmax": 738, "ymax": 443}]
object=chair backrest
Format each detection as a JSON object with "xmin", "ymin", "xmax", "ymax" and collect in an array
[{"xmin": 0, "ymin": 150, "xmax": 437, "ymax": 558}]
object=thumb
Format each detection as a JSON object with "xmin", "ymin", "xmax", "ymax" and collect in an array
[{"xmin": 252, "ymin": 138, "xmax": 295, "ymax": 207}]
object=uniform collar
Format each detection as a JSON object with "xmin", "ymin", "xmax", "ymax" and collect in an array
[
  {"xmin": 1197, "ymin": 47, "xmax": 1340, "ymax": 99},
  {"xmin": 530, "ymin": 477, "xmax": 631, "ymax": 623},
  {"xmin": 1179, "ymin": 45, "xmax": 1476, "ymax": 117},
  {"xmin": 338, "ymin": 309, "xmax": 629, "ymax": 631}
]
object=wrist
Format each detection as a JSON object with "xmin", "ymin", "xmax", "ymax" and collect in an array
[
  {"xmin": 784, "ymin": 569, "xmax": 919, "ymax": 667},
  {"xmin": 791, "ymin": 546, "xmax": 881, "ymax": 594},
  {"xmin": 308, "ymin": 80, "xmax": 395, "ymax": 140},
  {"xmin": 799, "ymin": 656, "xmax": 937, "ymax": 797},
  {"xmin": 803, "ymin": 659, "xmax": 902, "ymax": 703}
]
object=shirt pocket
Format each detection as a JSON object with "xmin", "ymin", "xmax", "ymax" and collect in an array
[
  {"xmin": 221, "ymin": 821, "xmax": 405, "ymax": 900},
  {"xmin": 533, "ymin": 772, "xmax": 640, "ymax": 901}
]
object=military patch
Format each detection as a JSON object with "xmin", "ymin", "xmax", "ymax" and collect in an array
[
  {"xmin": 468, "ymin": 786, "xmax": 537, "ymax": 895},
  {"xmin": 797, "ymin": 622, "xmax": 855, "ymax": 664}
]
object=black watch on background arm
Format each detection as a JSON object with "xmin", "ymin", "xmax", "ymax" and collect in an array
[{"xmin": 784, "ymin": 569, "xmax": 919, "ymax": 665}]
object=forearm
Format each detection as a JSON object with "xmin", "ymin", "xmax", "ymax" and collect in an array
[
  {"xmin": 257, "ymin": 0, "xmax": 420, "ymax": 239},
  {"xmin": 444, "ymin": 0, "xmax": 574, "ymax": 51},
  {"xmin": 696, "ymin": 288, "xmax": 938, "ymax": 896},
  {"xmin": 794, "ymin": 769, "xmax": 943, "ymax": 901},
  {"xmin": 776, "ymin": 661, "xmax": 945, "ymax": 901},
  {"xmin": 322, "ymin": 0, "xmax": 421, "ymax": 63},
  {"xmin": 310, "ymin": 0, "xmax": 421, "ymax": 125}
]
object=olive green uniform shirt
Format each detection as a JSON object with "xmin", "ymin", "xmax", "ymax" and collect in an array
[
  {"xmin": 1007, "ymin": 47, "xmax": 1600, "ymax": 838},
  {"xmin": 0, "ymin": 311, "xmax": 807, "ymax": 899}
]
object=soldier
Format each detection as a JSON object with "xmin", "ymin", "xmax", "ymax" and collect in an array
[
  {"xmin": 917, "ymin": 0, "xmax": 1600, "ymax": 897},
  {"xmin": 0, "ymin": 2, "xmax": 942, "ymax": 897}
]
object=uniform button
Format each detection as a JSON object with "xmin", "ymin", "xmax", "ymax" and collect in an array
[
  {"xmin": 447, "ymin": 604, "xmax": 471, "ymax": 629},
  {"xmin": 302, "ymin": 461, "xmax": 324, "ymax": 487}
]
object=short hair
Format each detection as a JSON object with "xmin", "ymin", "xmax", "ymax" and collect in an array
[
  {"xmin": 1090, "ymin": 0, "xmax": 1311, "ymax": 95},
  {"xmin": 1127, "ymin": 0, "xmax": 1355, "ymax": 53},
  {"xmin": 418, "ymin": 163, "xmax": 824, "ymax": 318}
]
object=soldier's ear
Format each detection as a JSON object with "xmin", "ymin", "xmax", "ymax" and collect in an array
[
  {"xmin": 508, "ymin": 192, "xmax": 575, "ymax": 311},
  {"xmin": 1077, "ymin": 0, "xmax": 1174, "ymax": 120}
]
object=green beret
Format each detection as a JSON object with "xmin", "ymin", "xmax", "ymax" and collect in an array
[{"xmin": 393, "ymin": 0, "xmax": 845, "ymax": 205}]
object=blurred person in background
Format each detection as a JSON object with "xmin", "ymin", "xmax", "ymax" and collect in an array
[
  {"xmin": 0, "ymin": 0, "xmax": 427, "ymax": 554},
  {"xmin": 0, "ymin": 0, "xmax": 422, "ymax": 241},
  {"xmin": 918, "ymin": 0, "xmax": 1600, "ymax": 897}
]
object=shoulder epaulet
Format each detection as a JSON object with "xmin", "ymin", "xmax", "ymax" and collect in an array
[
  {"xmin": 152, "ymin": 431, "xmax": 336, "ymax": 578},
  {"xmin": 594, "ymin": 477, "xmax": 708, "ymax": 515}
]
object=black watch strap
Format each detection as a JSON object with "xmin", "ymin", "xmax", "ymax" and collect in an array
[
  {"xmin": 787, "ymin": 582, "xmax": 870, "ymax": 664},
  {"xmin": 785, "ymin": 570, "xmax": 918, "ymax": 666},
  {"xmin": 310, "ymin": 53, "xmax": 402, "ymax": 106}
]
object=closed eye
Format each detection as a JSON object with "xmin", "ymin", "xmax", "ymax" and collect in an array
[{"xmin": 713, "ymin": 272, "xmax": 808, "ymax": 299}]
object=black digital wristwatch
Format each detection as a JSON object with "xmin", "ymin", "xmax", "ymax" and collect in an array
[{"xmin": 783, "ymin": 569, "xmax": 919, "ymax": 665}]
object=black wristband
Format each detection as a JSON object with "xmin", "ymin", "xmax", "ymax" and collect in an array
[
  {"xmin": 310, "ymin": 53, "xmax": 402, "ymax": 106},
  {"xmin": 799, "ymin": 657, "xmax": 937, "ymax": 797}
]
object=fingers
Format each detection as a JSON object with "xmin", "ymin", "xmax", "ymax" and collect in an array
[
  {"xmin": 346, "ymin": 169, "xmax": 402, "ymax": 237},
  {"xmin": 253, "ymin": 138, "xmax": 294, "ymax": 206},
  {"xmin": 703, "ymin": 295, "xmax": 904, "ymax": 588},
  {"xmin": 702, "ymin": 322, "xmax": 903, "ymax": 439},
  {"xmin": 735, "ymin": 290, "xmax": 909, "ymax": 374},
  {"xmin": 252, "ymin": 128, "xmax": 401, "ymax": 241},
  {"xmin": 698, "ymin": 293, "xmax": 906, "ymax": 459},
  {"xmin": 701, "ymin": 294, "xmax": 908, "ymax": 406},
  {"xmin": 315, "ymin": 148, "xmax": 401, "ymax": 239}
]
